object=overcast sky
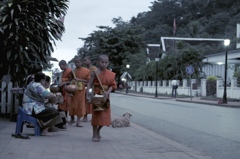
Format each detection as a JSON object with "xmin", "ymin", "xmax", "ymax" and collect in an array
[{"xmin": 51, "ymin": 0, "xmax": 153, "ymax": 68}]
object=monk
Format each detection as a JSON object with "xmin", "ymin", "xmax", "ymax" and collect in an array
[
  {"xmin": 86, "ymin": 54, "xmax": 117, "ymax": 142},
  {"xmin": 82, "ymin": 56, "xmax": 97, "ymax": 122},
  {"xmin": 69, "ymin": 57, "xmax": 90, "ymax": 127},
  {"xmin": 57, "ymin": 60, "xmax": 72, "ymax": 129}
]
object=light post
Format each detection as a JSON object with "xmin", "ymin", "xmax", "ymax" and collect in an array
[
  {"xmin": 222, "ymin": 39, "xmax": 230, "ymax": 104},
  {"xmin": 126, "ymin": 64, "xmax": 130, "ymax": 94},
  {"xmin": 155, "ymin": 57, "xmax": 159, "ymax": 97}
]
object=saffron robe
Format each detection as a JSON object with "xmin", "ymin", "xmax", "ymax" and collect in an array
[
  {"xmin": 91, "ymin": 69, "xmax": 117, "ymax": 126},
  {"xmin": 58, "ymin": 68, "xmax": 72, "ymax": 111},
  {"xmin": 69, "ymin": 67, "xmax": 90, "ymax": 117},
  {"xmin": 85, "ymin": 66, "xmax": 98, "ymax": 114}
]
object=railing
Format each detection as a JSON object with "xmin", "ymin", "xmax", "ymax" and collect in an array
[{"xmin": 127, "ymin": 78, "xmax": 239, "ymax": 99}]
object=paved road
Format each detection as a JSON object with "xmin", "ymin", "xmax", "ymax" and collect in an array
[{"xmin": 111, "ymin": 93, "xmax": 240, "ymax": 159}]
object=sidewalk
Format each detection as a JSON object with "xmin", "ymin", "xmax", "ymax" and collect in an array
[
  {"xmin": 0, "ymin": 116, "xmax": 213, "ymax": 159},
  {"xmin": 115, "ymin": 90, "xmax": 240, "ymax": 108}
]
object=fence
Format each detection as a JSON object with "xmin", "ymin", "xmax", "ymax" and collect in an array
[
  {"xmin": 1, "ymin": 78, "xmax": 240, "ymax": 117},
  {"xmin": 0, "ymin": 79, "xmax": 21, "ymax": 120},
  {"xmin": 128, "ymin": 78, "xmax": 240, "ymax": 99}
]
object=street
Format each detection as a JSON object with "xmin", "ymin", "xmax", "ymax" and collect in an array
[{"xmin": 111, "ymin": 93, "xmax": 240, "ymax": 159}]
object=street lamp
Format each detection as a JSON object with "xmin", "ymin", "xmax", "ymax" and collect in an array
[
  {"xmin": 155, "ymin": 57, "xmax": 159, "ymax": 97},
  {"xmin": 126, "ymin": 64, "xmax": 130, "ymax": 94},
  {"xmin": 222, "ymin": 39, "xmax": 230, "ymax": 104}
]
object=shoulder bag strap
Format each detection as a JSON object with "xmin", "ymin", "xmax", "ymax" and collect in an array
[
  {"xmin": 72, "ymin": 69, "xmax": 77, "ymax": 79},
  {"xmin": 93, "ymin": 70, "xmax": 106, "ymax": 93}
]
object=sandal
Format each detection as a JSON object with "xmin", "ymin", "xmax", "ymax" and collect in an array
[{"xmin": 12, "ymin": 133, "xmax": 30, "ymax": 139}]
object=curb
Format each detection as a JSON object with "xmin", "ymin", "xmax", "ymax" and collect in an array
[
  {"xmin": 114, "ymin": 91, "xmax": 240, "ymax": 108},
  {"xmin": 176, "ymin": 99, "xmax": 240, "ymax": 108},
  {"xmin": 114, "ymin": 91, "xmax": 173, "ymax": 99}
]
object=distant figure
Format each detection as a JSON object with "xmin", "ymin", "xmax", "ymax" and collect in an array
[
  {"xmin": 171, "ymin": 80, "xmax": 178, "ymax": 98},
  {"xmin": 119, "ymin": 84, "xmax": 123, "ymax": 91}
]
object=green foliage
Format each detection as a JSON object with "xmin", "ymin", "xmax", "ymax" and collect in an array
[
  {"xmin": 131, "ymin": 0, "xmax": 239, "ymax": 51},
  {"xmin": 137, "ymin": 44, "xmax": 208, "ymax": 81},
  {"xmin": 207, "ymin": 76, "xmax": 217, "ymax": 81},
  {"xmin": 134, "ymin": 60, "xmax": 155, "ymax": 81},
  {"xmin": 233, "ymin": 71, "xmax": 240, "ymax": 78},
  {"xmin": 233, "ymin": 64, "xmax": 240, "ymax": 85},
  {"xmin": 78, "ymin": 18, "xmax": 146, "ymax": 82},
  {"xmin": 0, "ymin": 0, "xmax": 69, "ymax": 86}
]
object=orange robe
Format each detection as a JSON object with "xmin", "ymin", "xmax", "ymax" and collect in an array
[
  {"xmin": 58, "ymin": 68, "xmax": 72, "ymax": 111},
  {"xmin": 69, "ymin": 67, "xmax": 90, "ymax": 117},
  {"xmin": 91, "ymin": 69, "xmax": 117, "ymax": 126},
  {"xmin": 85, "ymin": 66, "xmax": 98, "ymax": 115}
]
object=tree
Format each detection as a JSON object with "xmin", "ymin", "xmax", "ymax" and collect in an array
[
  {"xmin": 134, "ymin": 43, "xmax": 209, "ymax": 81},
  {"xmin": 0, "ymin": 0, "xmax": 69, "ymax": 86},
  {"xmin": 79, "ymin": 17, "xmax": 146, "ymax": 83}
]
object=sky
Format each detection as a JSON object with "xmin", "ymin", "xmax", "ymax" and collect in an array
[{"xmin": 51, "ymin": 0, "xmax": 153, "ymax": 69}]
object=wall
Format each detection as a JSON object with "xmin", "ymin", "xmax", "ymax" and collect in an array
[{"xmin": 128, "ymin": 78, "xmax": 240, "ymax": 99}]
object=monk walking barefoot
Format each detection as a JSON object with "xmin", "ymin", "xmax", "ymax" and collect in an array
[
  {"xmin": 69, "ymin": 57, "xmax": 90, "ymax": 128},
  {"xmin": 87, "ymin": 55, "xmax": 117, "ymax": 142}
]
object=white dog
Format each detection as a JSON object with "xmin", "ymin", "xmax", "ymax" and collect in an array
[{"xmin": 111, "ymin": 112, "xmax": 132, "ymax": 128}]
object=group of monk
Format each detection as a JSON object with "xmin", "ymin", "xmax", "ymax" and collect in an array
[{"xmin": 57, "ymin": 55, "xmax": 117, "ymax": 142}]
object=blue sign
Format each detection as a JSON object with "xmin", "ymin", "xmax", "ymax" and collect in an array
[{"xmin": 186, "ymin": 65, "xmax": 194, "ymax": 74}]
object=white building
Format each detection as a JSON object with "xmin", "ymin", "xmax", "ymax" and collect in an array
[{"xmin": 203, "ymin": 50, "xmax": 240, "ymax": 81}]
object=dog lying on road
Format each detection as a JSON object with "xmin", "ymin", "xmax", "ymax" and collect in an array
[{"xmin": 111, "ymin": 112, "xmax": 132, "ymax": 128}]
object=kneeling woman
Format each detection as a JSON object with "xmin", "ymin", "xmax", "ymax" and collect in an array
[{"xmin": 23, "ymin": 72, "xmax": 61, "ymax": 136}]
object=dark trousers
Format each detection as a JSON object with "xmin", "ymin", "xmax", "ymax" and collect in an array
[
  {"xmin": 32, "ymin": 107, "xmax": 59, "ymax": 123},
  {"xmin": 55, "ymin": 109, "xmax": 67, "ymax": 128},
  {"xmin": 172, "ymin": 85, "xmax": 178, "ymax": 98}
]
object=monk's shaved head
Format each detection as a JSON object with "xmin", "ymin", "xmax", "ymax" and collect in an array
[
  {"xmin": 98, "ymin": 54, "xmax": 108, "ymax": 61},
  {"xmin": 59, "ymin": 60, "xmax": 67, "ymax": 66},
  {"xmin": 83, "ymin": 56, "xmax": 91, "ymax": 60},
  {"xmin": 74, "ymin": 56, "xmax": 82, "ymax": 62}
]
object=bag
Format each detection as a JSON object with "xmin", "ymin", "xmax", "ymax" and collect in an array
[
  {"xmin": 71, "ymin": 79, "xmax": 82, "ymax": 90},
  {"xmin": 71, "ymin": 70, "xmax": 83, "ymax": 90},
  {"xmin": 91, "ymin": 71, "xmax": 110, "ymax": 111}
]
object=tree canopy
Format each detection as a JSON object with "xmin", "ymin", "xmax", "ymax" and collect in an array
[
  {"xmin": 78, "ymin": 18, "xmax": 146, "ymax": 82},
  {"xmin": 0, "ymin": 0, "xmax": 69, "ymax": 86}
]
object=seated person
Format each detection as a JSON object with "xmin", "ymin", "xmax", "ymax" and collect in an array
[
  {"xmin": 22, "ymin": 72, "xmax": 61, "ymax": 136},
  {"xmin": 43, "ymin": 75, "xmax": 67, "ymax": 130}
]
